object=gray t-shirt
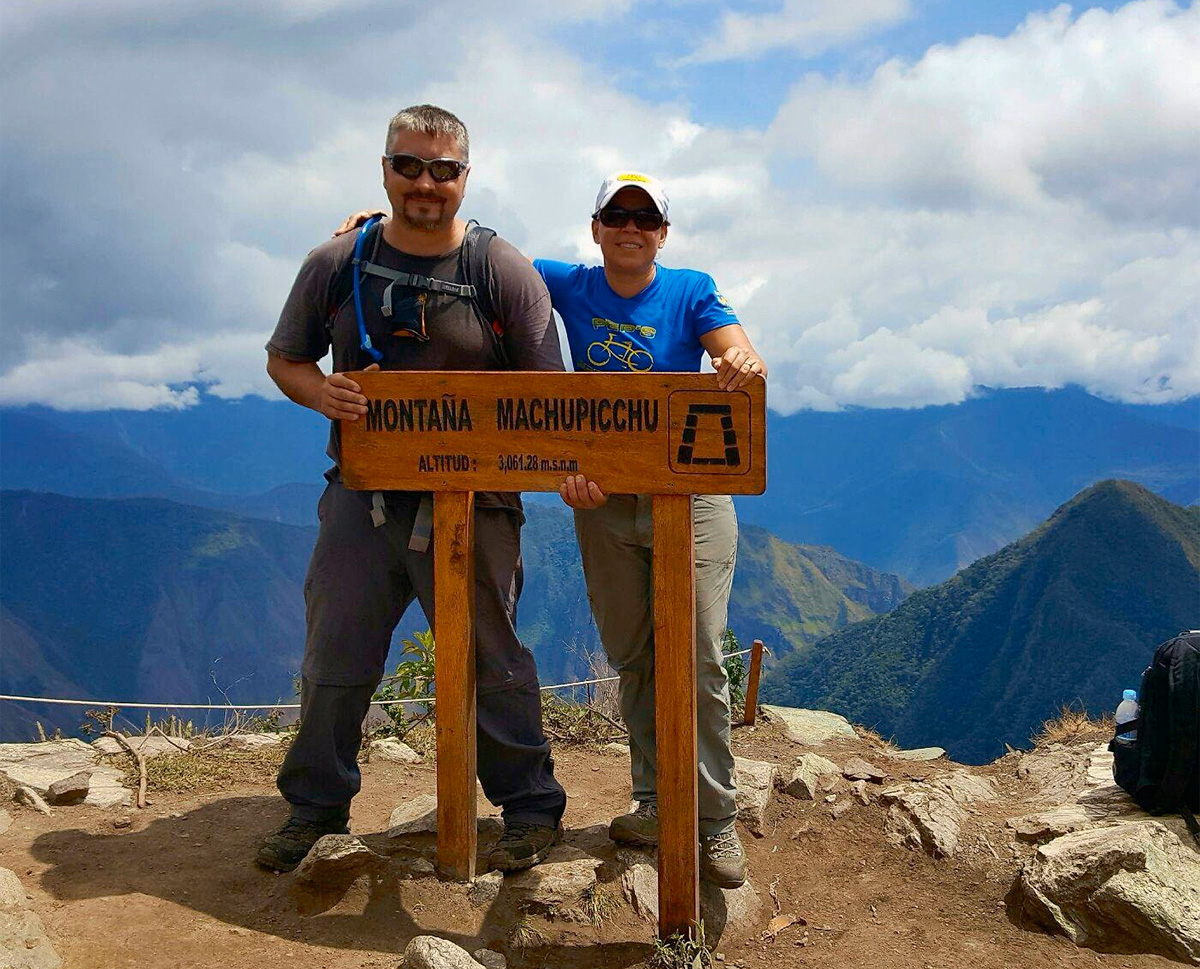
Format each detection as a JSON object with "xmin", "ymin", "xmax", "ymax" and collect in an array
[{"xmin": 267, "ymin": 225, "xmax": 564, "ymax": 511}]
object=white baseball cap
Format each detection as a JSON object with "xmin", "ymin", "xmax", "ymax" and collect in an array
[{"xmin": 593, "ymin": 171, "xmax": 669, "ymax": 221}]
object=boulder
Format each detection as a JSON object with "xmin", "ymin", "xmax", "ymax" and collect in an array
[
  {"xmin": 841, "ymin": 757, "xmax": 886, "ymax": 783},
  {"xmin": 90, "ymin": 735, "xmax": 189, "ymax": 759},
  {"xmin": 370, "ymin": 738, "xmax": 422, "ymax": 764},
  {"xmin": 14, "ymin": 788, "xmax": 52, "ymax": 817},
  {"xmin": 505, "ymin": 846, "xmax": 600, "ymax": 909},
  {"xmin": 1011, "ymin": 820, "xmax": 1200, "ymax": 963},
  {"xmin": 0, "ymin": 741, "xmax": 129, "ymax": 808},
  {"xmin": 700, "ymin": 878, "xmax": 762, "ymax": 941},
  {"xmin": 402, "ymin": 936, "xmax": 484, "ymax": 969},
  {"xmin": 472, "ymin": 949, "xmax": 506, "ymax": 969},
  {"xmin": 468, "ymin": 870, "xmax": 504, "ymax": 906},
  {"xmin": 0, "ymin": 867, "xmax": 61, "ymax": 969},
  {"xmin": 388, "ymin": 795, "xmax": 439, "ymax": 836},
  {"xmin": 732, "ymin": 757, "xmax": 776, "ymax": 836},
  {"xmin": 783, "ymin": 753, "xmax": 840, "ymax": 800},
  {"xmin": 1015, "ymin": 743, "xmax": 1093, "ymax": 802},
  {"xmin": 881, "ymin": 786, "xmax": 965, "ymax": 858},
  {"xmin": 887, "ymin": 747, "xmax": 946, "ymax": 762},
  {"xmin": 760, "ymin": 706, "xmax": 855, "ymax": 746},
  {"xmin": 621, "ymin": 862, "xmax": 658, "ymax": 921},
  {"xmin": 1006, "ymin": 805, "xmax": 1093, "ymax": 843},
  {"xmin": 294, "ymin": 835, "xmax": 384, "ymax": 885},
  {"xmin": 46, "ymin": 771, "xmax": 91, "ymax": 806},
  {"xmin": 931, "ymin": 771, "xmax": 998, "ymax": 805}
]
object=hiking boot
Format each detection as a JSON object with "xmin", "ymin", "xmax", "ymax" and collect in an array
[
  {"xmin": 609, "ymin": 800, "xmax": 658, "ymax": 846},
  {"xmin": 487, "ymin": 821, "xmax": 562, "ymax": 872},
  {"xmin": 255, "ymin": 814, "xmax": 350, "ymax": 873},
  {"xmin": 700, "ymin": 827, "xmax": 746, "ymax": 888}
]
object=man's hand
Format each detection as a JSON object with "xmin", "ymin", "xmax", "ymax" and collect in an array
[
  {"xmin": 317, "ymin": 363, "xmax": 379, "ymax": 420},
  {"xmin": 333, "ymin": 209, "xmax": 388, "ymax": 237},
  {"xmin": 559, "ymin": 474, "xmax": 607, "ymax": 509},
  {"xmin": 710, "ymin": 345, "xmax": 766, "ymax": 391}
]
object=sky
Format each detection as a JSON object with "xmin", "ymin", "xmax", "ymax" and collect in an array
[{"xmin": 1, "ymin": 0, "xmax": 1197, "ymax": 413}]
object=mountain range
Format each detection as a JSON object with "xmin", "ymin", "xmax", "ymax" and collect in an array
[
  {"xmin": 4, "ymin": 386, "xmax": 1195, "ymax": 585},
  {"xmin": 760, "ymin": 480, "xmax": 1200, "ymax": 764}
]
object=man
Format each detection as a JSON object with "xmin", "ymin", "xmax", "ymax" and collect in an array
[
  {"xmin": 543, "ymin": 172, "xmax": 765, "ymax": 888},
  {"xmin": 259, "ymin": 104, "xmax": 566, "ymax": 874}
]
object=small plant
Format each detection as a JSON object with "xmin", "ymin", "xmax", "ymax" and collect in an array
[
  {"xmin": 1033, "ymin": 701, "xmax": 1115, "ymax": 747},
  {"xmin": 652, "ymin": 921, "xmax": 712, "ymax": 969},
  {"xmin": 509, "ymin": 912, "xmax": 546, "ymax": 948},
  {"xmin": 722, "ymin": 629, "xmax": 747, "ymax": 712},
  {"xmin": 373, "ymin": 629, "xmax": 436, "ymax": 739},
  {"xmin": 580, "ymin": 882, "xmax": 619, "ymax": 928}
]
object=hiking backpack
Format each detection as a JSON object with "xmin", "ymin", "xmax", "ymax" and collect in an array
[
  {"xmin": 330, "ymin": 217, "xmax": 507, "ymax": 366},
  {"xmin": 1110, "ymin": 631, "xmax": 1200, "ymax": 845}
]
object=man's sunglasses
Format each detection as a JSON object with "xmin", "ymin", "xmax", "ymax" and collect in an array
[
  {"xmin": 595, "ymin": 206, "xmax": 666, "ymax": 231},
  {"xmin": 384, "ymin": 153, "xmax": 469, "ymax": 183}
]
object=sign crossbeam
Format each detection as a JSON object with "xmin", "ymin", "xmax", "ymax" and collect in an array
[{"xmin": 341, "ymin": 370, "xmax": 766, "ymax": 938}]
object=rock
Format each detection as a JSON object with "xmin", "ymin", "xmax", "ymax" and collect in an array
[
  {"xmin": 506, "ymin": 847, "xmax": 600, "ymax": 909},
  {"xmin": 401, "ymin": 935, "xmax": 484, "ymax": 969},
  {"xmin": 1015, "ymin": 743, "xmax": 1092, "ymax": 802},
  {"xmin": 473, "ymin": 949, "xmax": 506, "ymax": 969},
  {"xmin": 831, "ymin": 799, "xmax": 853, "ymax": 819},
  {"xmin": 388, "ymin": 794, "xmax": 439, "ymax": 836},
  {"xmin": 1010, "ymin": 820, "xmax": 1200, "ymax": 963},
  {"xmin": 294, "ymin": 835, "xmax": 384, "ymax": 884},
  {"xmin": 732, "ymin": 757, "xmax": 776, "ymax": 836},
  {"xmin": 700, "ymin": 878, "xmax": 762, "ymax": 940},
  {"xmin": 468, "ymin": 870, "xmax": 504, "ymax": 906},
  {"xmin": 621, "ymin": 862, "xmax": 659, "ymax": 921},
  {"xmin": 841, "ymin": 757, "xmax": 885, "ymax": 782},
  {"xmin": 931, "ymin": 771, "xmax": 998, "ymax": 805},
  {"xmin": 90, "ymin": 735, "xmax": 189, "ymax": 759},
  {"xmin": 0, "ymin": 741, "xmax": 129, "ymax": 808},
  {"xmin": 783, "ymin": 754, "xmax": 840, "ymax": 800},
  {"xmin": 478, "ymin": 816, "xmax": 504, "ymax": 841},
  {"xmin": 223, "ymin": 732, "xmax": 289, "ymax": 751},
  {"xmin": 0, "ymin": 809, "xmax": 11, "ymax": 836},
  {"xmin": 14, "ymin": 787, "xmax": 52, "ymax": 816},
  {"xmin": 401, "ymin": 857, "xmax": 436, "ymax": 879},
  {"xmin": 1006, "ymin": 805, "xmax": 1093, "ymax": 843},
  {"xmin": 1084, "ymin": 743, "xmax": 1113, "ymax": 788},
  {"xmin": 887, "ymin": 747, "xmax": 946, "ymax": 762},
  {"xmin": 0, "ymin": 866, "xmax": 62, "ymax": 969},
  {"xmin": 881, "ymin": 786, "xmax": 965, "ymax": 858},
  {"xmin": 602, "ymin": 743, "xmax": 631, "ymax": 756},
  {"xmin": 0, "ymin": 868, "xmax": 25, "ymax": 907},
  {"xmin": 760, "ymin": 706, "xmax": 856, "ymax": 746},
  {"xmin": 113, "ymin": 818, "xmax": 131, "ymax": 830},
  {"xmin": 853, "ymin": 780, "xmax": 870, "ymax": 806},
  {"xmin": 46, "ymin": 771, "xmax": 91, "ymax": 806},
  {"xmin": 369, "ymin": 738, "xmax": 422, "ymax": 764}
]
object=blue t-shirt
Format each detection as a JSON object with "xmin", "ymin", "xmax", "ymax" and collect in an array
[{"xmin": 533, "ymin": 261, "xmax": 739, "ymax": 373}]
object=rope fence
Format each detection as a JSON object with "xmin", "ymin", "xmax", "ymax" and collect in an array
[{"xmin": 0, "ymin": 647, "xmax": 754, "ymax": 712}]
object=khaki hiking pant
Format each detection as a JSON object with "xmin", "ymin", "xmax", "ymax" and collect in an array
[{"xmin": 573, "ymin": 494, "xmax": 738, "ymax": 836}]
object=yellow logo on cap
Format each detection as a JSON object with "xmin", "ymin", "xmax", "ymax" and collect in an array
[{"xmin": 617, "ymin": 173, "xmax": 651, "ymax": 183}]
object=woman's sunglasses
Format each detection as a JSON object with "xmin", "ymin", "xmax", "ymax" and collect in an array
[
  {"xmin": 385, "ymin": 153, "xmax": 469, "ymax": 183},
  {"xmin": 596, "ymin": 206, "xmax": 666, "ymax": 231}
]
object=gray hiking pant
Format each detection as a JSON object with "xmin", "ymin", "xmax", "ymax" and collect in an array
[
  {"xmin": 573, "ymin": 494, "xmax": 738, "ymax": 836},
  {"xmin": 276, "ymin": 475, "xmax": 566, "ymax": 827}
]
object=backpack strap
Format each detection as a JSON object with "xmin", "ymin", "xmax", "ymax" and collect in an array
[{"xmin": 461, "ymin": 222, "xmax": 508, "ymax": 367}]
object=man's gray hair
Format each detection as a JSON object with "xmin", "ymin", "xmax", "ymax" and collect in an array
[{"xmin": 386, "ymin": 104, "xmax": 470, "ymax": 160}]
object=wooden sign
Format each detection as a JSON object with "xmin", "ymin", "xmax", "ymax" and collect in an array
[{"xmin": 339, "ymin": 371, "xmax": 765, "ymax": 495}]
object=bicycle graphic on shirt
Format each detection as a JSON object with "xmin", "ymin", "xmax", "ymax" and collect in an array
[{"xmin": 586, "ymin": 335, "xmax": 654, "ymax": 372}]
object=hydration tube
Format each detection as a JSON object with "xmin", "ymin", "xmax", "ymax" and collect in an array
[{"xmin": 354, "ymin": 215, "xmax": 384, "ymax": 363}]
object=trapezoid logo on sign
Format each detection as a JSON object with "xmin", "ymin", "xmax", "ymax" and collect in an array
[{"xmin": 667, "ymin": 390, "xmax": 752, "ymax": 475}]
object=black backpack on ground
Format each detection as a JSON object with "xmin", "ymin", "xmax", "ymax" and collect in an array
[{"xmin": 1110, "ymin": 631, "xmax": 1200, "ymax": 845}]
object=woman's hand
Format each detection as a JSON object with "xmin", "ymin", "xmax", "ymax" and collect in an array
[
  {"xmin": 710, "ymin": 345, "xmax": 766, "ymax": 390},
  {"xmin": 559, "ymin": 474, "xmax": 607, "ymax": 509},
  {"xmin": 333, "ymin": 209, "xmax": 387, "ymax": 237}
]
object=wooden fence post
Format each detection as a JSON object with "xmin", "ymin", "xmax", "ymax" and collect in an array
[
  {"xmin": 653, "ymin": 494, "xmax": 699, "ymax": 937},
  {"xmin": 743, "ymin": 639, "xmax": 765, "ymax": 725},
  {"xmin": 434, "ymin": 491, "xmax": 477, "ymax": 882}
]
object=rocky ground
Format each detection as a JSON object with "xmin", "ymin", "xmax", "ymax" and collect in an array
[{"xmin": 0, "ymin": 706, "xmax": 1197, "ymax": 969}]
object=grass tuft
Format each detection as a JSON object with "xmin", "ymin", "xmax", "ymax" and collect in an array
[
  {"xmin": 1032, "ymin": 701, "xmax": 1115, "ymax": 747},
  {"xmin": 651, "ymin": 922, "xmax": 712, "ymax": 969}
]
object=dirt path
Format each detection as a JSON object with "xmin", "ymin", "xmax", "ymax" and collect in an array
[{"xmin": 0, "ymin": 726, "xmax": 1183, "ymax": 969}]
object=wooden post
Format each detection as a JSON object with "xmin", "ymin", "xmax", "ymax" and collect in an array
[
  {"xmin": 653, "ymin": 494, "xmax": 699, "ymax": 937},
  {"xmin": 743, "ymin": 639, "xmax": 765, "ymax": 725},
  {"xmin": 434, "ymin": 491, "xmax": 477, "ymax": 882}
]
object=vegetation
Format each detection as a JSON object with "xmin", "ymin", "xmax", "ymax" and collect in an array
[
  {"xmin": 1033, "ymin": 702, "xmax": 1115, "ymax": 747},
  {"xmin": 651, "ymin": 922, "xmax": 712, "ymax": 969},
  {"xmin": 372, "ymin": 629, "xmax": 437, "ymax": 740}
]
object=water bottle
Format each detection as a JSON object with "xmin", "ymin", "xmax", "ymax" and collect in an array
[{"xmin": 1115, "ymin": 689, "xmax": 1139, "ymax": 741}]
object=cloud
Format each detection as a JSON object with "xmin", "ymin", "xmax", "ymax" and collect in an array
[
  {"xmin": 0, "ymin": 0, "xmax": 1196, "ymax": 414},
  {"xmin": 681, "ymin": 0, "xmax": 913, "ymax": 64}
]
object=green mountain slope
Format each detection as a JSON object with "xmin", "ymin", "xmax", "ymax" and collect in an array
[{"xmin": 762, "ymin": 480, "xmax": 1200, "ymax": 764}]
